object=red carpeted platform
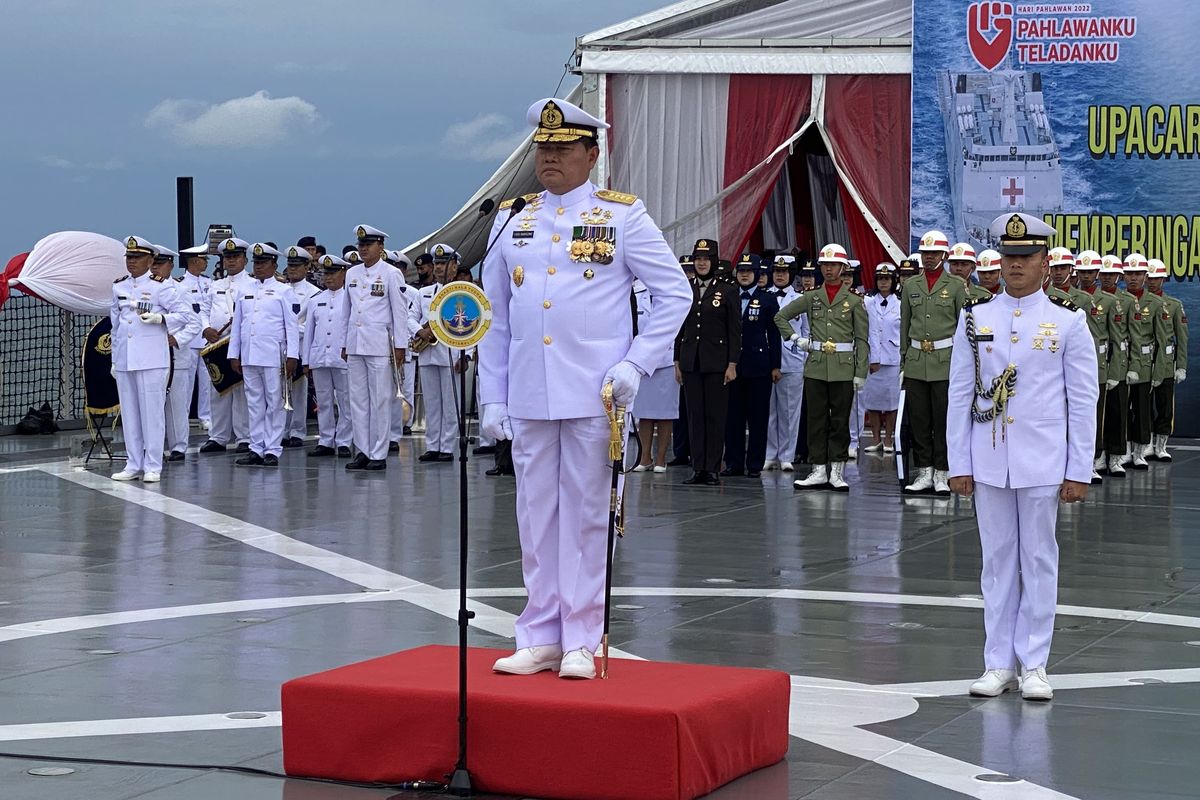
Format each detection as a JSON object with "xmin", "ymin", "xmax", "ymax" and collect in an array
[{"xmin": 282, "ymin": 645, "xmax": 790, "ymax": 800}]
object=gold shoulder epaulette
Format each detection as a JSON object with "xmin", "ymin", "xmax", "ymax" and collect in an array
[
  {"xmin": 499, "ymin": 192, "xmax": 542, "ymax": 210},
  {"xmin": 1049, "ymin": 294, "xmax": 1079, "ymax": 312},
  {"xmin": 114, "ymin": 274, "xmax": 129, "ymax": 283},
  {"xmin": 965, "ymin": 295, "xmax": 992, "ymax": 309},
  {"xmin": 596, "ymin": 189, "xmax": 637, "ymax": 205}
]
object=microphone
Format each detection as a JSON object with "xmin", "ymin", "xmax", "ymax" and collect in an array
[
  {"xmin": 445, "ymin": 198, "xmax": 497, "ymax": 274},
  {"xmin": 478, "ymin": 197, "xmax": 527, "ymax": 268}
]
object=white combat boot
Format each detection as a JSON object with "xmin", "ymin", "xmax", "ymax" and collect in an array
[
  {"xmin": 932, "ymin": 469, "xmax": 951, "ymax": 495},
  {"xmin": 828, "ymin": 461, "xmax": 849, "ymax": 492},
  {"xmin": 794, "ymin": 464, "xmax": 828, "ymax": 489},
  {"xmin": 1154, "ymin": 433, "xmax": 1172, "ymax": 462},
  {"xmin": 1130, "ymin": 442, "xmax": 1149, "ymax": 470},
  {"xmin": 905, "ymin": 466, "xmax": 934, "ymax": 493},
  {"xmin": 1093, "ymin": 454, "xmax": 1106, "ymax": 473},
  {"xmin": 1107, "ymin": 454, "xmax": 1126, "ymax": 477},
  {"xmin": 1120, "ymin": 443, "xmax": 1132, "ymax": 466}
]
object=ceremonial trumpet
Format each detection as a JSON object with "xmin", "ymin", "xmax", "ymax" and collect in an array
[
  {"xmin": 410, "ymin": 328, "xmax": 433, "ymax": 355},
  {"xmin": 391, "ymin": 347, "xmax": 407, "ymax": 402},
  {"xmin": 281, "ymin": 353, "xmax": 294, "ymax": 412}
]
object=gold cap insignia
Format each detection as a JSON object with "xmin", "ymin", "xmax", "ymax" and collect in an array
[
  {"xmin": 321, "ymin": 256, "xmax": 331, "ymax": 266},
  {"xmin": 253, "ymin": 244, "xmax": 264, "ymax": 256},
  {"xmin": 288, "ymin": 247, "xmax": 299, "ymax": 257},
  {"xmin": 356, "ymin": 226, "xmax": 367, "ymax": 239},
  {"xmin": 540, "ymin": 101, "xmax": 564, "ymax": 129},
  {"xmin": 435, "ymin": 245, "xmax": 446, "ymax": 257},
  {"xmin": 1006, "ymin": 214, "xmax": 1027, "ymax": 238},
  {"xmin": 126, "ymin": 236, "xmax": 138, "ymax": 249},
  {"xmin": 224, "ymin": 239, "xmax": 236, "ymax": 251},
  {"xmin": 699, "ymin": 239, "xmax": 708, "ymax": 248}
]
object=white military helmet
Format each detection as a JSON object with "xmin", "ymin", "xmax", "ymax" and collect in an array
[
  {"xmin": 918, "ymin": 230, "xmax": 950, "ymax": 253},
  {"xmin": 1075, "ymin": 250, "xmax": 1103, "ymax": 271},
  {"xmin": 975, "ymin": 249, "xmax": 1002, "ymax": 272},
  {"xmin": 1123, "ymin": 252, "xmax": 1149, "ymax": 272},
  {"xmin": 1047, "ymin": 247, "xmax": 1075, "ymax": 268},
  {"xmin": 1147, "ymin": 258, "xmax": 1168, "ymax": 278},
  {"xmin": 817, "ymin": 243, "xmax": 850, "ymax": 265},
  {"xmin": 948, "ymin": 242, "xmax": 976, "ymax": 263}
]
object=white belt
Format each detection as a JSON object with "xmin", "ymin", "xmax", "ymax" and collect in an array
[
  {"xmin": 911, "ymin": 337, "xmax": 953, "ymax": 352},
  {"xmin": 808, "ymin": 341, "xmax": 855, "ymax": 353},
  {"xmin": 1098, "ymin": 343, "xmax": 1108, "ymax": 354},
  {"xmin": 1140, "ymin": 345, "xmax": 1154, "ymax": 354},
  {"xmin": 1166, "ymin": 344, "xmax": 1175, "ymax": 354},
  {"xmin": 1118, "ymin": 341, "xmax": 1128, "ymax": 351}
]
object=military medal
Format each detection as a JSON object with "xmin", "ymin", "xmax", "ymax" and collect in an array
[
  {"xmin": 370, "ymin": 278, "xmax": 384, "ymax": 297},
  {"xmin": 512, "ymin": 266, "xmax": 524, "ymax": 287},
  {"xmin": 583, "ymin": 269, "xmax": 595, "ymax": 280}
]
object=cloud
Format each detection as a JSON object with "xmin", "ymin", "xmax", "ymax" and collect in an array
[
  {"xmin": 441, "ymin": 113, "xmax": 527, "ymax": 162},
  {"xmin": 37, "ymin": 155, "xmax": 124, "ymax": 171},
  {"xmin": 274, "ymin": 60, "xmax": 347, "ymax": 75},
  {"xmin": 145, "ymin": 90, "xmax": 323, "ymax": 148},
  {"xmin": 38, "ymin": 155, "xmax": 75, "ymax": 169}
]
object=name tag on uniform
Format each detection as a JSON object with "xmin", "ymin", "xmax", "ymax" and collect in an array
[
  {"xmin": 513, "ymin": 231, "xmax": 534, "ymax": 239},
  {"xmin": 317, "ymin": 302, "xmax": 327, "ymax": 307},
  {"xmin": 909, "ymin": 293, "xmax": 921, "ymax": 300},
  {"xmin": 244, "ymin": 295, "xmax": 254, "ymax": 300},
  {"xmin": 975, "ymin": 334, "xmax": 994, "ymax": 342}
]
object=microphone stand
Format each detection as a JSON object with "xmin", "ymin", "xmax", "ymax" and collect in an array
[{"xmin": 448, "ymin": 345, "xmax": 474, "ymax": 797}]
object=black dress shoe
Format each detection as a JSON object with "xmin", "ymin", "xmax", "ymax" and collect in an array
[
  {"xmin": 281, "ymin": 437, "xmax": 302, "ymax": 449},
  {"xmin": 364, "ymin": 459, "xmax": 387, "ymax": 471},
  {"xmin": 719, "ymin": 467, "xmax": 744, "ymax": 477},
  {"xmin": 403, "ymin": 426, "xmax": 413, "ymax": 436},
  {"xmin": 703, "ymin": 473, "xmax": 721, "ymax": 486},
  {"xmin": 747, "ymin": 470, "xmax": 761, "ymax": 478},
  {"xmin": 666, "ymin": 456, "xmax": 690, "ymax": 467},
  {"xmin": 310, "ymin": 445, "xmax": 335, "ymax": 457},
  {"xmin": 472, "ymin": 445, "xmax": 496, "ymax": 455},
  {"xmin": 681, "ymin": 471, "xmax": 707, "ymax": 485},
  {"xmin": 485, "ymin": 466, "xmax": 514, "ymax": 477},
  {"xmin": 199, "ymin": 440, "xmax": 226, "ymax": 454},
  {"xmin": 336, "ymin": 446, "xmax": 352, "ymax": 458},
  {"xmin": 235, "ymin": 453, "xmax": 264, "ymax": 467},
  {"xmin": 417, "ymin": 450, "xmax": 439, "ymax": 462},
  {"xmin": 263, "ymin": 454, "xmax": 279, "ymax": 467},
  {"xmin": 166, "ymin": 451, "xmax": 186, "ymax": 462},
  {"xmin": 345, "ymin": 454, "xmax": 369, "ymax": 471},
  {"xmin": 235, "ymin": 442, "xmax": 250, "ymax": 453},
  {"xmin": 437, "ymin": 452, "xmax": 454, "ymax": 462},
  {"xmin": 388, "ymin": 441, "xmax": 400, "ymax": 454}
]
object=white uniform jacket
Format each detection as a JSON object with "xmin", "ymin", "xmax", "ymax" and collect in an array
[
  {"xmin": 305, "ymin": 288, "xmax": 349, "ymax": 370},
  {"xmin": 947, "ymin": 290, "xmax": 1098, "ymax": 488},
  {"xmin": 208, "ymin": 272, "xmax": 254, "ymax": 339},
  {"xmin": 776, "ymin": 287, "xmax": 810, "ymax": 374},
  {"xmin": 286, "ymin": 279, "xmax": 320, "ymax": 363},
  {"xmin": 175, "ymin": 273, "xmax": 213, "ymax": 349},
  {"xmin": 478, "ymin": 181, "xmax": 692, "ymax": 420},
  {"xmin": 339, "ymin": 261, "xmax": 409, "ymax": 356},
  {"xmin": 228, "ymin": 278, "xmax": 300, "ymax": 367},
  {"xmin": 110, "ymin": 273, "xmax": 199, "ymax": 372},
  {"xmin": 867, "ymin": 293, "xmax": 902, "ymax": 367}
]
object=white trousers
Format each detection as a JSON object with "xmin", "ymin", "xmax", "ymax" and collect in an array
[
  {"xmin": 115, "ymin": 368, "xmax": 168, "ymax": 474},
  {"xmin": 390, "ymin": 360, "xmax": 416, "ymax": 441},
  {"xmin": 209, "ymin": 385, "xmax": 248, "ymax": 446},
  {"xmin": 165, "ymin": 347, "xmax": 197, "ymax": 454},
  {"xmin": 420, "ymin": 364, "xmax": 458, "ymax": 453},
  {"xmin": 243, "ymin": 364, "xmax": 284, "ymax": 457},
  {"xmin": 285, "ymin": 374, "xmax": 309, "ymax": 440},
  {"xmin": 766, "ymin": 370, "xmax": 805, "ymax": 463},
  {"xmin": 194, "ymin": 354, "xmax": 211, "ymax": 423},
  {"xmin": 973, "ymin": 482, "xmax": 1061, "ymax": 671},
  {"xmin": 511, "ymin": 416, "xmax": 612, "ymax": 653},
  {"xmin": 348, "ymin": 354, "xmax": 391, "ymax": 460},
  {"xmin": 312, "ymin": 367, "xmax": 352, "ymax": 448},
  {"xmin": 849, "ymin": 392, "xmax": 861, "ymax": 449}
]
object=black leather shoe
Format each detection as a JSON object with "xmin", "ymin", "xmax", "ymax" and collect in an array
[
  {"xmin": 682, "ymin": 471, "xmax": 707, "ymax": 485},
  {"xmin": 703, "ymin": 473, "xmax": 721, "ymax": 486},
  {"xmin": 336, "ymin": 446, "xmax": 352, "ymax": 458},
  {"xmin": 263, "ymin": 454, "xmax": 279, "ymax": 467},
  {"xmin": 719, "ymin": 467, "xmax": 744, "ymax": 477},
  {"xmin": 235, "ymin": 442, "xmax": 250, "ymax": 453},
  {"xmin": 345, "ymin": 454, "xmax": 369, "ymax": 471},
  {"xmin": 403, "ymin": 426, "xmax": 413, "ymax": 436},
  {"xmin": 747, "ymin": 470, "xmax": 761, "ymax": 478},
  {"xmin": 364, "ymin": 459, "xmax": 387, "ymax": 471},
  {"xmin": 310, "ymin": 445, "xmax": 335, "ymax": 457},
  {"xmin": 473, "ymin": 445, "xmax": 496, "ymax": 455},
  {"xmin": 235, "ymin": 453, "xmax": 264, "ymax": 467},
  {"xmin": 437, "ymin": 452, "xmax": 454, "ymax": 462},
  {"xmin": 281, "ymin": 437, "xmax": 301, "ymax": 448},
  {"xmin": 417, "ymin": 450, "xmax": 439, "ymax": 462},
  {"xmin": 485, "ymin": 466, "xmax": 514, "ymax": 477},
  {"xmin": 388, "ymin": 441, "xmax": 400, "ymax": 454},
  {"xmin": 666, "ymin": 456, "xmax": 690, "ymax": 467},
  {"xmin": 166, "ymin": 451, "xmax": 186, "ymax": 462},
  {"xmin": 199, "ymin": 440, "xmax": 225, "ymax": 454}
]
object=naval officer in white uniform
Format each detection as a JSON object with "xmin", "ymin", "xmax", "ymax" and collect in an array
[
  {"xmin": 200, "ymin": 238, "xmax": 254, "ymax": 453},
  {"xmin": 306, "ymin": 255, "xmax": 353, "ymax": 456},
  {"xmin": 415, "ymin": 244, "xmax": 467, "ymax": 463},
  {"xmin": 947, "ymin": 212, "xmax": 1098, "ymax": 701},
  {"xmin": 282, "ymin": 245, "xmax": 320, "ymax": 447},
  {"xmin": 172, "ymin": 244, "xmax": 214, "ymax": 453},
  {"xmin": 228, "ymin": 243, "xmax": 300, "ymax": 467},
  {"xmin": 110, "ymin": 236, "xmax": 199, "ymax": 482},
  {"xmin": 480, "ymin": 98, "xmax": 691, "ymax": 679},
  {"xmin": 339, "ymin": 225, "xmax": 409, "ymax": 471}
]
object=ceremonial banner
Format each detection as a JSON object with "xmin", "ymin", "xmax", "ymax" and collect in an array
[{"xmin": 911, "ymin": 0, "xmax": 1200, "ymax": 435}]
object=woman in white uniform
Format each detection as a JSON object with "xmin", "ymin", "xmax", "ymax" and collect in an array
[
  {"xmin": 632, "ymin": 279, "xmax": 678, "ymax": 472},
  {"xmin": 862, "ymin": 263, "xmax": 901, "ymax": 453}
]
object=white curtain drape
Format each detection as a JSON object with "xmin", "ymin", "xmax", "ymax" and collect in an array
[{"xmin": 10, "ymin": 231, "xmax": 126, "ymax": 315}]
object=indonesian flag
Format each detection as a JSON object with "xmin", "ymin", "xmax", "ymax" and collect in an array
[{"xmin": 2, "ymin": 232, "xmax": 126, "ymax": 315}]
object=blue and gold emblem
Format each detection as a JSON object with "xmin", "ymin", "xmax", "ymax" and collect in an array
[{"xmin": 429, "ymin": 281, "xmax": 493, "ymax": 349}]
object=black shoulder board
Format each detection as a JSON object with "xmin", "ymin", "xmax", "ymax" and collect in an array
[
  {"xmin": 113, "ymin": 274, "xmax": 129, "ymax": 283},
  {"xmin": 174, "ymin": 275, "xmax": 184, "ymax": 282},
  {"xmin": 151, "ymin": 274, "xmax": 166, "ymax": 283},
  {"xmin": 964, "ymin": 295, "xmax": 992, "ymax": 309},
  {"xmin": 1049, "ymin": 294, "xmax": 1079, "ymax": 312}
]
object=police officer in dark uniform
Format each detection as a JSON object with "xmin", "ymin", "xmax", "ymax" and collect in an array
[
  {"xmin": 675, "ymin": 238, "xmax": 741, "ymax": 486},
  {"xmin": 722, "ymin": 255, "xmax": 782, "ymax": 477}
]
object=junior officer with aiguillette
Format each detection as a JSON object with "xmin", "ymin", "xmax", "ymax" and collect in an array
[{"xmin": 479, "ymin": 98, "xmax": 691, "ymax": 680}]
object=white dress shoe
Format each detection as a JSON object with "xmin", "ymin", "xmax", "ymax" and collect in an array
[
  {"xmin": 933, "ymin": 469, "xmax": 951, "ymax": 495},
  {"xmin": 492, "ymin": 645, "xmax": 563, "ymax": 675},
  {"xmin": 111, "ymin": 470, "xmax": 141, "ymax": 482},
  {"xmin": 969, "ymin": 668, "xmax": 1018, "ymax": 697},
  {"xmin": 1107, "ymin": 455, "xmax": 1126, "ymax": 476},
  {"xmin": 794, "ymin": 464, "xmax": 828, "ymax": 489},
  {"xmin": 905, "ymin": 466, "xmax": 934, "ymax": 492},
  {"xmin": 142, "ymin": 471, "xmax": 161, "ymax": 483},
  {"xmin": 863, "ymin": 442, "xmax": 884, "ymax": 453},
  {"xmin": 780, "ymin": 461, "xmax": 794, "ymax": 472},
  {"xmin": 828, "ymin": 461, "xmax": 849, "ymax": 492},
  {"xmin": 762, "ymin": 460, "xmax": 779, "ymax": 470},
  {"xmin": 883, "ymin": 444, "xmax": 895, "ymax": 454},
  {"xmin": 846, "ymin": 446, "xmax": 858, "ymax": 460},
  {"xmin": 652, "ymin": 465, "xmax": 667, "ymax": 474},
  {"xmin": 558, "ymin": 647, "xmax": 596, "ymax": 680},
  {"xmin": 1021, "ymin": 667, "xmax": 1053, "ymax": 701},
  {"xmin": 632, "ymin": 464, "xmax": 650, "ymax": 473}
]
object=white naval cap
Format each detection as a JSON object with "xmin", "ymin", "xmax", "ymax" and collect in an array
[
  {"xmin": 1099, "ymin": 254, "xmax": 1124, "ymax": 274},
  {"xmin": 771, "ymin": 255, "xmax": 796, "ymax": 269},
  {"xmin": 152, "ymin": 243, "xmax": 178, "ymax": 260},
  {"xmin": 180, "ymin": 243, "xmax": 209, "ymax": 256},
  {"xmin": 219, "ymin": 237, "xmax": 251, "ymax": 255},
  {"xmin": 918, "ymin": 230, "xmax": 950, "ymax": 253},
  {"xmin": 1147, "ymin": 258, "xmax": 1168, "ymax": 278},
  {"xmin": 975, "ymin": 249, "xmax": 1002, "ymax": 272},
  {"xmin": 250, "ymin": 242, "xmax": 281, "ymax": 259},
  {"xmin": 346, "ymin": 250, "xmax": 362, "ymax": 264},
  {"xmin": 431, "ymin": 243, "xmax": 458, "ymax": 263},
  {"xmin": 386, "ymin": 249, "xmax": 411, "ymax": 267},
  {"xmin": 948, "ymin": 242, "xmax": 976, "ymax": 262},
  {"xmin": 284, "ymin": 245, "xmax": 312, "ymax": 262},
  {"xmin": 1047, "ymin": 247, "xmax": 1075, "ymax": 268},
  {"xmin": 989, "ymin": 213, "xmax": 1055, "ymax": 255},
  {"xmin": 527, "ymin": 97, "xmax": 609, "ymax": 143},
  {"xmin": 124, "ymin": 235, "xmax": 156, "ymax": 256},
  {"xmin": 319, "ymin": 254, "xmax": 350, "ymax": 270},
  {"xmin": 817, "ymin": 243, "xmax": 850, "ymax": 265},
  {"xmin": 1123, "ymin": 252, "xmax": 1149, "ymax": 272},
  {"xmin": 1075, "ymin": 250, "xmax": 1103, "ymax": 271},
  {"xmin": 354, "ymin": 224, "xmax": 388, "ymax": 243}
]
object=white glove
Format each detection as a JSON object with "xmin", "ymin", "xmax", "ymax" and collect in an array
[
  {"xmin": 1152, "ymin": 379, "xmax": 1162, "ymax": 388},
  {"xmin": 788, "ymin": 334, "xmax": 810, "ymax": 353},
  {"xmin": 603, "ymin": 360, "xmax": 643, "ymax": 407},
  {"xmin": 481, "ymin": 403, "xmax": 513, "ymax": 442},
  {"xmin": 898, "ymin": 370, "xmax": 905, "ymax": 388},
  {"xmin": 1176, "ymin": 368, "xmax": 1187, "ymax": 384},
  {"xmin": 1105, "ymin": 379, "xmax": 1119, "ymax": 390},
  {"xmin": 1126, "ymin": 371, "xmax": 1139, "ymax": 382},
  {"xmin": 110, "ymin": 365, "xmax": 116, "ymax": 378},
  {"xmin": 139, "ymin": 311, "xmax": 164, "ymax": 325},
  {"xmin": 852, "ymin": 376, "xmax": 865, "ymax": 391}
]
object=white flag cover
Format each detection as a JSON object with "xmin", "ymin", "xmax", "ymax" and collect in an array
[{"xmin": 9, "ymin": 231, "xmax": 127, "ymax": 315}]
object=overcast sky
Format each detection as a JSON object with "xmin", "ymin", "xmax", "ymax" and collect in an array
[{"xmin": 0, "ymin": 0, "xmax": 661, "ymax": 265}]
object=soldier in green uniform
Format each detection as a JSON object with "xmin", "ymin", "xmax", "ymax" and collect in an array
[
  {"xmin": 899, "ymin": 230, "xmax": 966, "ymax": 495},
  {"xmin": 1098, "ymin": 255, "xmax": 1135, "ymax": 476},
  {"xmin": 1046, "ymin": 247, "xmax": 1076, "ymax": 303},
  {"xmin": 1121, "ymin": 254, "xmax": 1161, "ymax": 470},
  {"xmin": 948, "ymin": 242, "xmax": 991, "ymax": 302},
  {"xmin": 775, "ymin": 243, "xmax": 868, "ymax": 492},
  {"xmin": 1067, "ymin": 251, "xmax": 1116, "ymax": 483},
  {"xmin": 1147, "ymin": 259, "xmax": 1188, "ymax": 461}
]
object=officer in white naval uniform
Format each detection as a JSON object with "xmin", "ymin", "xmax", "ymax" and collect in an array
[
  {"xmin": 339, "ymin": 225, "xmax": 409, "ymax": 471},
  {"xmin": 175, "ymin": 244, "xmax": 215, "ymax": 447},
  {"xmin": 150, "ymin": 244, "xmax": 200, "ymax": 463},
  {"xmin": 200, "ymin": 238, "xmax": 254, "ymax": 453},
  {"xmin": 385, "ymin": 249, "xmax": 420, "ymax": 448},
  {"xmin": 947, "ymin": 213, "xmax": 1098, "ymax": 701},
  {"xmin": 229, "ymin": 243, "xmax": 299, "ymax": 467},
  {"xmin": 282, "ymin": 246, "xmax": 320, "ymax": 448},
  {"xmin": 480, "ymin": 98, "xmax": 691, "ymax": 679},
  {"xmin": 110, "ymin": 236, "xmax": 199, "ymax": 482},
  {"xmin": 415, "ymin": 244, "xmax": 468, "ymax": 463},
  {"xmin": 765, "ymin": 255, "xmax": 807, "ymax": 471},
  {"xmin": 306, "ymin": 255, "xmax": 353, "ymax": 457}
]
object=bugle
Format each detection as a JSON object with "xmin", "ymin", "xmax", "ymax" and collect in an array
[{"xmin": 281, "ymin": 352, "xmax": 293, "ymax": 412}]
